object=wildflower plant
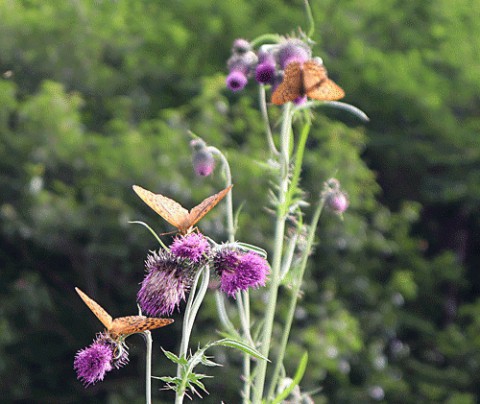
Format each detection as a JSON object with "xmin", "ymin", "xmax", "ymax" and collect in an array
[{"xmin": 72, "ymin": 1, "xmax": 368, "ymax": 402}]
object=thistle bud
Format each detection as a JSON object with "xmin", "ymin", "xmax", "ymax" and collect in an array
[
  {"xmin": 232, "ymin": 38, "xmax": 251, "ymax": 54},
  {"xmin": 327, "ymin": 192, "xmax": 349, "ymax": 214},
  {"xmin": 323, "ymin": 178, "xmax": 349, "ymax": 214},
  {"xmin": 190, "ymin": 139, "xmax": 215, "ymax": 176}
]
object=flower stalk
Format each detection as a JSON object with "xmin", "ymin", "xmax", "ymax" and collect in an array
[
  {"xmin": 175, "ymin": 265, "xmax": 210, "ymax": 404},
  {"xmin": 253, "ymin": 102, "xmax": 293, "ymax": 402}
]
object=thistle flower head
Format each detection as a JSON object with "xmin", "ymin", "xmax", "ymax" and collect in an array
[
  {"xmin": 95, "ymin": 332, "xmax": 129, "ymax": 369},
  {"xmin": 226, "ymin": 51, "xmax": 258, "ymax": 92},
  {"xmin": 277, "ymin": 39, "xmax": 311, "ymax": 69},
  {"xmin": 255, "ymin": 63, "xmax": 276, "ymax": 86},
  {"xmin": 232, "ymin": 38, "xmax": 251, "ymax": 54},
  {"xmin": 227, "ymin": 52, "xmax": 257, "ymax": 75},
  {"xmin": 226, "ymin": 70, "xmax": 248, "ymax": 92},
  {"xmin": 137, "ymin": 250, "xmax": 193, "ymax": 316},
  {"xmin": 171, "ymin": 233, "xmax": 211, "ymax": 264},
  {"xmin": 74, "ymin": 339, "xmax": 114, "ymax": 386},
  {"xmin": 213, "ymin": 246, "xmax": 269, "ymax": 297}
]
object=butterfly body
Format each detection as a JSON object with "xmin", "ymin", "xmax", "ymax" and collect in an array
[
  {"xmin": 75, "ymin": 287, "xmax": 173, "ymax": 338},
  {"xmin": 133, "ymin": 184, "xmax": 232, "ymax": 235},
  {"xmin": 271, "ymin": 60, "xmax": 345, "ymax": 105}
]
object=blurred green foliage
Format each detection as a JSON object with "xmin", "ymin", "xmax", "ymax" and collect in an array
[{"xmin": 0, "ymin": 0, "xmax": 479, "ymax": 403}]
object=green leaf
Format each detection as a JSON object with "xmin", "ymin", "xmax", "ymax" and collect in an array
[
  {"xmin": 216, "ymin": 338, "xmax": 269, "ymax": 362},
  {"xmin": 162, "ymin": 348, "xmax": 188, "ymax": 365},
  {"xmin": 270, "ymin": 352, "xmax": 308, "ymax": 404}
]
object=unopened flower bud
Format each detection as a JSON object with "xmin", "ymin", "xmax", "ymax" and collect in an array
[
  {"xmin": 327, "ymin": 192, "xmax": 349, "ymax": 214},
  {"xmin": 232, "ymin": 38, "xmax": 251, "ymax": 54},
  {"xmin": 191, "ymin": 140, "xmax": 215, "ymax": 176}
]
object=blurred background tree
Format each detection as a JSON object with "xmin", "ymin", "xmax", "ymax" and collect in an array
[{"xmin": 0, "ymin": 0, "xmax": 478, "ymax": 402}]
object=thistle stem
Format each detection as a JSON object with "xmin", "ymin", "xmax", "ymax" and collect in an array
[
  {"xmin": 145, "ymin": 330, "xmax": 153, "ymax": 404},
  {"xmin": 253, "ymin": 102, "xmax": 293, "ymax": 402},
  {"xmin": 208, "ymin": 146, "xmax": 234, "ymax": 243},
  {"xmin": 267, "ymin": 196, "xmax": 326, "ymax": 397},
  {"xmin": 175, "ymin": 265, "xmax": 210, "ymax": 404},
  {"xmin": 210, "ymin": 145, "xmax": 255, "ymax": 403},
  {"xmin": 259, "ymin": 85, "xmax": 279, "ymax": 156}
]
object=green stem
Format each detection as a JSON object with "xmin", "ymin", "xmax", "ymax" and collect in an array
[
  {"xmin": 175, "ymin": 266, "xmax": 210, "ymax": 404},
  {"xmin": 303, "ymin": 0, "xmax": 315, "ymax": 38},
  {"xmin": 208, "ymin": 146, "xmax": 234, "ymax": 243},
  {"xmin": 129, "ymin": 220, "xmax": 168, "ymax": 250},
  {"xmin": 259, "ymin": 85, "xmax": 279, "ymax": 156},
  {"xmin": 253, "ymin": 103, "xmax": 293, "ymax": 403},
  {"xmin": 267, "ymin": 196, "xmax": 326, "ymax": 397},
  {"xmin": 210, "ymin": 145, "xmax": 254, "ymax": 403},
  {"xmin": 284, "ymin": 116, "xmax": 311, "ymax": 209},
  {"xmin": 250, "ymin": 34, "xmax": 283, "ymax": 47},
  {"xmin": 145, "ymin": 331, "xmax": 153, "ymax": 404},
  {"xmin": 214, "ymin": 290, "xmax": 236, "ymax": 333},
  {"xmin": 241, "ymin": 290, "xmax": 252, "ymax": 403}
]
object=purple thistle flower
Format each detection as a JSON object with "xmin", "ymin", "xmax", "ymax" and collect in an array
[
  {"xmin": 226, "ymin": 70, "xmax": 248, "ymax": 92},
  {"xmin": 255, "ymin": 62, "xmax": 276, "ymax": 85},
  {"xmin": 74, "ymin": 339, "xmax": 114, "ymax": 386},
  {"xmin": 277, "ymin": 39, "xmax": 311, "ymax": 69},
  {"xmin": 171, "ymin": 233, "xmax": 210, "ymax": 263},
  {"xmin": 226, "ymin": 51, "xmax": 258, "ymax": 92},
  {"xmin": 213, "ymin": 247, "xmax": 269, "ymax": 297},
  {"xmin": 255, "ymin": 51, "xmax": 276, "ymax": 85},
  {"xmin": 137, "ymin": 251, "xmax": 193, "ymax": 316},
  {"xmin": 95, "ymin": 332, "xmax": 129, "ymax": 370}
]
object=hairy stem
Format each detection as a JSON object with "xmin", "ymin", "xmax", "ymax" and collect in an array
[
  {"xmin": 259, "ymin": 85, "xmax": 279, "ymax": 156},
  {"xmin": 253, "ymin": 102, "xmax": 293, "ymax": 402},
  {"xmin": 144, "ymin": 331, "xmax": 153, "ymax": 404},
  {"xmin": 268, "ymin": 196, "xmax": 325, "ymax": 397},
  {"xmin": 175, "ymin": 266, "xmax": 210, "ymax": 404}
]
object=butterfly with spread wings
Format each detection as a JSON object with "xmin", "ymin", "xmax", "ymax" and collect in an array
[
  {"xmin": 271, "ymin": 60, "xmax": 345, "ymax": 105},
  {"xmin": 76, "ymin": 287, "xmax": 173, "ymax": 338},
  {"xmin": 132, "ymin": 184, "xmax": 232, "ymax": 235}
]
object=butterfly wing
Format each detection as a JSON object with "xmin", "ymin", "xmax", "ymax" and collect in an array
[
  {"xmin": 303, "ymin": 60, "xmax": 345, "ymax": 101},
  {"xmin": 271, "ymin": 62, "xmax": 303, "ymax": 105},
  {"xmin": 109, "ymin": 316, "xmax": 174, "ymax": 336},
  {"xmin": 133, "ymin": 185, "xmax": 189, "ymax": 230},
  {"xmin": 75, "ymin": 287, "xmax": 113, "ymax": 331},
  {"xmin": 184, "ymin": 185, "xmax": 233, "ymax": 232}
]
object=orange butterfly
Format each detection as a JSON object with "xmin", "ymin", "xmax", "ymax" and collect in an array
[
  {"xmin": 75, "ymin": 287, "xmax": 173, "ymax": 338},
  {"xmin": 132, "ymin": 184, "xmax": 232, "ymax": 235},
  {"xmin": 271, "ymin": 60, "xmax": 345, "ymax": 105}
]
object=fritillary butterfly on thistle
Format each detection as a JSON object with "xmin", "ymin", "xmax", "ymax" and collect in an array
[
  {"xmin": 132, "ymin": 184, "xmax": 232, "ymax": 235},
  {"xmin": 75, "ymin": 287, "xmax": 173, "ymax": 338},
  {"xmin": 271, "ymin": 60, "xmax": 345, "ymax": 105}
]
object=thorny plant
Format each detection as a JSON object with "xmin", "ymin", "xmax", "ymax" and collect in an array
[{"xmin": 73, "ymin": 1, "xmax": 367, "ymax": 403}]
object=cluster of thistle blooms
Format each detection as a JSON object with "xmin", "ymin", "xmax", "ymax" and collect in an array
[
  {"xmin": 74, "ymin": 232, "xmax": 269, "ymax": 386},
  {"xmin": 137, "ymin": 233, "xmax": 269, "ymax": 317},
  {"xmin": 225, "ymin": 37, "xmax": 315, "ymax": 105}
]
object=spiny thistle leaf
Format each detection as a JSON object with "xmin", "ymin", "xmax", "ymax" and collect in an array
[{"xmin": 216, "ymin": 338, "xmax": 269, "ymax": 362}]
